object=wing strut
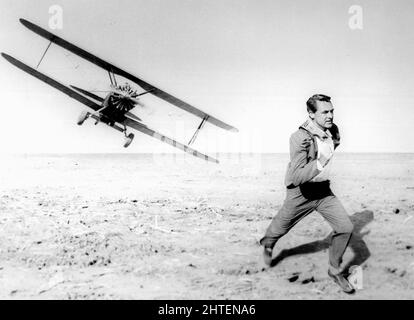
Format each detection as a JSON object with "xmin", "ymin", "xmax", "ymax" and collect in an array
[
  {"xmin": 188, "ymin": 115, "xmax": 209, "ymax": 146},
  {"xmin": 36, "ymin": 41, "xmax": 52, "ymax": 69},
  {"xmin": 107, "ymin": 69, "xmax": 118, "ymax": 86},
  {"xmin": 107, "ymin": 70, "xmax": 113, "ymax": 85},
  {"xmin": 112, "ymin": 69, "xmax": 118, "ymax": 86}
]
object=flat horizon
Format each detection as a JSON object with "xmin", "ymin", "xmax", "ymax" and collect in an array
[{"xmin": 4, "ymin": 151, "xmax": 414, "ymax": 155}]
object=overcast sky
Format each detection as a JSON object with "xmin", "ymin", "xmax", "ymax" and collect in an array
[{"xmin": 1, "ymin": 0, "xmax": 413, "ymax": 154}]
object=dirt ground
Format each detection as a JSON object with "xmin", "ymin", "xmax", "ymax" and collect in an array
[{"xmin": 0, "ymin": 153, "xmax": 413, "ymax": 299}]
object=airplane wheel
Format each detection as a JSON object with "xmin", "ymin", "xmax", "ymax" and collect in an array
[
  {"xmin": 123, "ymin": 133, "xmax": 134, "ymax": 148},
  {"xmin": 77, "ymin": 110, "xmax": 89, "ymax": 125}
]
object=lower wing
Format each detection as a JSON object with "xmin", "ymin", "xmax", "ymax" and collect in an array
[
  {"xmin": 123, "ymin": 118, "xmax": 219, "ymax": 163},
  {"xmin": 2, "ymin": 53, "xmax": 101, "ymax": 111}
]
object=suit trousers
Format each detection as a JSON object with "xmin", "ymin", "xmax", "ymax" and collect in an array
[{"xmin": 260, "ymin": 181, "xmax": 354, "ymax": 269}]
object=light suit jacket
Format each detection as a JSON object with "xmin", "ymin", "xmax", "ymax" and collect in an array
[{"xmin": 284, "ymin": 121, "xmax": 340, "ymax": 188}]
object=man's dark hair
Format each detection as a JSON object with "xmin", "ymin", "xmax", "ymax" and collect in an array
[{"xmin": 306, "ymin": 94, "xmax": 331, "ymax": 113}]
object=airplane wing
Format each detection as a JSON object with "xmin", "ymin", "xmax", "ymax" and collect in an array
[
  {"xmin": 70, "ymin": 85, "xmax": 104, "ymax": 103},
  {"xmin": 2, "ymin": 53, "xmax": 101, "ymax": 111},
  {"xmin": 20, "ymin": 18, "xmax": 238, "ymax": 133},
  {"xmin": 123, "ymin": 117, "xmax": 219, "ymax": 163}
]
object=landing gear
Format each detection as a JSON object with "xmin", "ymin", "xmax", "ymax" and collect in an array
[
  {"xmin": 123, "ymin": 133, "xmax": 134, "ymax": 148},
  {"xmin": 77, "ymin": 110, "xmax": 90, "ymax": 125}
]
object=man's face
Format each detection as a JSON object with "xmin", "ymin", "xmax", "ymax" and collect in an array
[{"xmin": 309, "ymin": 100, "xmax": 334, "ymax": 130}]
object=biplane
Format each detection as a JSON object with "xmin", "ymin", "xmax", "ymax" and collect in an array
[{"xmin": 2, "ymin": 19, "xmax": 238, "ymax": 163}]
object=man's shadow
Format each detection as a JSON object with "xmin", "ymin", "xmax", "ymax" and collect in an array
[{"xmin": 270, "ymin": 210, "xmax": 373, "ymax": 273}]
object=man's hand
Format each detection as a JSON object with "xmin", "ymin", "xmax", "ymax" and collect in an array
[{"xmin": 328, "ymin": 123, "xmax": 340, "ymax": 149}]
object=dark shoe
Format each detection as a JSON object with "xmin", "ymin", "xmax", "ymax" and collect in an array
[
  {"xmin": 328, "ymin": 269, "xmax": 355, "ymax": 294},
  {"xmin": 263, "ymin": 247, "xmax": 273, "ymax": 266}
]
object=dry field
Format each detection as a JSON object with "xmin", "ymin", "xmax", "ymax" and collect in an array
[{"xmin": 0, "ymin": 153, "xmax": 413, "ymax": 299}]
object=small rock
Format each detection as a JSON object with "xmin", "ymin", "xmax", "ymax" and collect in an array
[
  {"xmin": 406, "ymin": 245, "xmax": 412, "ymax": 250},
  {"xmin": 400, "ymin": 271, "xmax": 407, "ymax": 277},
  {"xmin": 301, "ymin": 276, "xmax": 315, "ymax": 284},
  {"xmin": 394, "ymin": 208, "xmax": 400, "ymax": 214},
  {"xmin": 88, "ymin": 260, "xmax": 97, "ymax": 266},
  {"xmin": 386, "ymin": 267, "xmax": 397, "ymax": 274},
  {"xmin": 288, "ymin": 273, "xmax": 300, "ymax": 282},
  {"xmin": 188, "ymin": 263, "xmax": 196, "ymax": 268}
]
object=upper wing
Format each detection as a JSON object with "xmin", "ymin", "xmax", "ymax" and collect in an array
[
  {"xmin": 123, "ymin": 117, "xmax": 219, "ymax": 163},
  {"xmin": 20, "ymin": 18, "xmax": 238, "ymax": 132},
  {"xmin": 2, "ymin": 53, "xmax": 101, "ymax": 111}
]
